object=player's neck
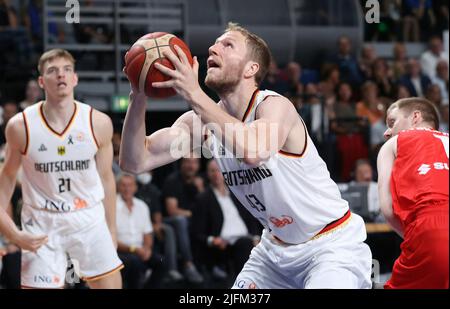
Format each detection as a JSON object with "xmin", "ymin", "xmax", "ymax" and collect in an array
[
  {"xmin": 42, "ymin": 97, "xmax": 76, "ymax": 126},
  {"xmin": 220, "ymin": 85, "xmax": 258, "ymax": 120}
]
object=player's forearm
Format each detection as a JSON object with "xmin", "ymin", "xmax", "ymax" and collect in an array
[
  {"xmin": 379, "ymin": 197, "xmax": 404, "ymax": 238},
  {"xmin": 119, "ymin": 92, "xmax": 149, "ymax": 173},
  {"xmin": 102, "ymin": 172, "xmax": 117, "ymax": 239},
  {"xmin": 0, "ymin": 173, "xmax": 17, "ymax": 210},
  {"xmin": 189, "ymin": 90, "xmax": 268, "ymax": 165},
  {"xmin": 0, "ymin": 207, "xmax": 21, "ymax": 242}
]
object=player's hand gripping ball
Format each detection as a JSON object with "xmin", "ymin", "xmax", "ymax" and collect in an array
[{"xmin": 124, "ymin": 32, "xmax": 193, "ymax": 98}]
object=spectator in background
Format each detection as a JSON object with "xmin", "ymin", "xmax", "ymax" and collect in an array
[
  {"xmin": 402, "ymin": 0, "xmax": 436, "ymax": 41},
  {"xmin": 432, "ymin": 0, "xmax": 449, "ymax": 35},
  {"xmin": 0, "ymin": 0, "xmax": 31, "ymax": 66},
  {"xmin": 371, "ymin": 58, "xmax": 394, "ymax": 100},
  {"xmin": 19, "ymin": 80, "xmax": 42, "ymax": 110},
  {"xmin": 399, "ymin": 58, "xmax": 432, "ymax": 97},
  {"xmin": 439, "ymin": 105, "xmax": 449, "ymax": 132},
  {"xmin": 356, "ymin": 82, "xmax": 387, "ymax": 154},
  {"xmin": 260, "ymin": 58, "xmax": 288, "ymax": 95},
  {"xmin": 352, "ymin": 159, "xmax": 383, "ymax": 222},
  {"xmin": 0, "ymin": 0, "xmax": 17, "ymax": 29},
  {"xmin": 0, "ymin": 100, "xmax": 18, "ymax": 145},
  {"xmin": 330, "ymin": 83, "xmax": 368, "ymax": 182},
  {"xmin": 23, "ymin": 0, "xmax": 64, "ymax": 50},
  {"xmin": 426, "ymin": 84, "xmax": 444, "ymax": 107},
  {"xmin": 391, "ymin": 43, "xmax": 408, "ymax": 81},
  {"xmin": 395, "ymin": 84, "xmax": 412, "ymax": 100},
  {"xmin": 112, "ymin": 131, "xmax": 122, "ymax": 176},
  {"xmin": 420, "ymin": 36, "xmax": 449, "ymax": 79},
  {"xmin": 318, "ymin": 64, "xmax": 340, "ymax": 102},
  {"xmin": 161, "ymin": 157, "xmax": 204, "ymax": 284},
  {"xmin": 192, "ymin": 160, "xmax": 261, "ymax": 281},
  {"xmin": 135, "ymin": 170, "xmax": 183, "ymax": 282},
  {"xmin": 328, "ymin": 36, "xmax": 363, "ymax": 88},
  {"xmin": 284, "ymin": 61, "xmax": 304, "ymax": 101},
  {"xmin": 299, "ymin": 83, "xmax": 328, "ymax": 144},
  {"xmin": 116, "ymin": 173, "xmax": 166, "ymax": 289},
  {"xmin": 433, "ymin": 60, "xmax": 449, "ymax": 105},
  {"xmin": 359, "ymin": 45, "xmax": 377, "ymax": 80}
]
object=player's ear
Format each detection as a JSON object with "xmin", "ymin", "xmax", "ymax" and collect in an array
[
  {"xmin": 73, "ymin": 72, "xmax": 79, "ymax": 87},
  {"xmin": 244, "ymin": 61, "xmax": 259, "ymax": 79},
  {"xmin": 37, "ymin": 76, "xmax": 45, "ymax": 89},
  {"xmin": 411, "ymin": 110, "xmax": 422, "ymax": 126}
]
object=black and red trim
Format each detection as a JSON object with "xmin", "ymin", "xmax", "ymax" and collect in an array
[
  {"xmin": 278, "ymin": 117, "xmax": 308, "ymax": 157},
  {"xmin": 21, "ymin": 112, "xmax": 29, "ymax": 155},
  {"xmin": 242, "ymin": 89, "xmax": 260, "ymax": 122},
  {"xmin": 39, "ymin": 102, "xmax": 77, "ymax": 137},
  {"xmin": 316, "ymin": 209, "xmax": 351, "ymax": 237},
  {"xmin": 89, "ymin": 107, "xmax": 99, "ymax": 149}
]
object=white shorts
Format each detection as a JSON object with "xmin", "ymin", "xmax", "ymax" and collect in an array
[
  {"xmin": 232, "ymin": 213, "xmax": 372, "ymax": 289},
  {"xmin": 21, "ymin": 204, "xmax": 123, "ymax": 288}
]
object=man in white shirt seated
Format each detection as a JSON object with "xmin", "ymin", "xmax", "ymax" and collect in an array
[
  {"xmin": 116, "ymin": 173, "xmax": 166, "ymax": 288},
  {"xmin": 420, "ymin": 36, "xmax": 449, "ymax": 80}
]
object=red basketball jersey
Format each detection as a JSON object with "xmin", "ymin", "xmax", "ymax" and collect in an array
[{"xmin": 391, "ymin": 128, "xmax": 449, "ymax": 227}]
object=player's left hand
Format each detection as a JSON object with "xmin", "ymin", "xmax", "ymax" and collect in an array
[{"xmin": 152, "ymin": 45, "xmax": 202, "ymax": 102}]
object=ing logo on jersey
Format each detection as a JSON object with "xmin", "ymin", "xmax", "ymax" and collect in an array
[
  {"xmin": 57, "ymin": 146, "xmax": 66, "ymax": 156},
  {"xmin": 269, "ymin": 215, "xmax": 294, "ymax": 228}
]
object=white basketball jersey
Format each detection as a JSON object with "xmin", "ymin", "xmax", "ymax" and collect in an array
[
  {"xmin": 211, "ymin": 90, "xmax": 349, "ymax": 244},
  {"xmin": 21, "ymin": 101, "xmax": 104, "ymax": 212}
]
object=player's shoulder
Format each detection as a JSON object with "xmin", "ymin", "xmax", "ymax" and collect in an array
[
  {"xmin": 379, "ymin": 135, "xmax": 398, "ymax": 156},
  {"xmin": 5, "ymin": 112, "xmax": 26, "ymax": 134},
  {"xmin": 89, "ymin": 106, "xmax": 113, "ymax": 129},
  {"xmin": 4, "ymin": 112, "xmax": 27, "ymax": 146},
  {"xmin": 256, "ymin": 91, "xmax": 296, "ymax": 115}
]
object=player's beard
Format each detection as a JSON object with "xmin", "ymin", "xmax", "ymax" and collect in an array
[{"xmin": 205, "ymin": 61, "xmax": 245, "ymax": 95}]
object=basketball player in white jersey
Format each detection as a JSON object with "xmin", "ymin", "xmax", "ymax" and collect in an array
[
  {"xmin": 121, "ymin": 23, "xmax": 372, "ymax": 288},
  {"xmin": 0, "ymin": 49, "xmax": 123, "ymax": 288}
]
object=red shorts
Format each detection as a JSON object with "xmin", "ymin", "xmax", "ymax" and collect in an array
[{"xmin": 385, "ymin": 205, "xmax": 449, "ymax": 289}]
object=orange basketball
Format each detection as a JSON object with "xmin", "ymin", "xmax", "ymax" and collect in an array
[{"xmin": 124, "ymin": 32, "xmax": 193, "ymax": 98}]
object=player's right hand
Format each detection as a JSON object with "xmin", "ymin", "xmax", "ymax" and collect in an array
[
  {"xmin": 13, "ymin": 231, "xmax": 48, "ymax": 252},
  {"xmin": 123, "ymin": 65, "xmax": 146, "ymax": 98}
]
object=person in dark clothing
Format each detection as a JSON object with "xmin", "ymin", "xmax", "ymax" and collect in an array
[{"xmin": 192, "ymin": 160, "xmax": 262, "ymax": 280}]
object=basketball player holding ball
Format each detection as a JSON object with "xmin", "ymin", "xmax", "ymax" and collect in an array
[
  {"xmin": 121, "ymin": 24, "xmax": 373, "ymax": 288},
  {"xmin": 0, "ymin": 49, "xmax": 123, "ymax": 289}
]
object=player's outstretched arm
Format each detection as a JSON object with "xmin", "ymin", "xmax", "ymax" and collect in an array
[
  {"xmin": 0, "ymin": 114, "xmax": 48, "ymax": 251},
  {"xmin": 377, "ymin": 136, "xmax": 404, "ymax": 238},
  {"xmin": 119, "ymin": 88, "xmax": 195, "ymax": 174}
]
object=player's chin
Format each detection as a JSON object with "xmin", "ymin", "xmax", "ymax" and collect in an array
[{"xmin": 205, "ymin": 74, "xmax": 220, "ymax": 87}]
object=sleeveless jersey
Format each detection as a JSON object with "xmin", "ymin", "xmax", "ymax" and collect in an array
[
  {"xmin": 21, "ymin": 101, "xmax": 104, "ymax": 212},
  {"xmin": 210, "ymin": 90, "xmax": 349, "ymax": 244},
  {"xmin": 391, "ymin": 128, "xmax": 449, "ymax": 225}
]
